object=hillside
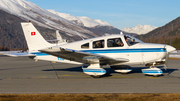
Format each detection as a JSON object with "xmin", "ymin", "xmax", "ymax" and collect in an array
[
  {"xmin": 136, "ymin": 17, "xmax": 180, "ymax": 49},
  {"xmin": 0, "ymin": 9, "xmax": 83, "ymax": 48},
  {"xmin": 0, "ymin": 8, "xmax": 123, "ymax": 49},
  {"xmin": 87, "ymin": 25, "xmax": 137, "ymax": 36},
  {"xmin": 0, "ymin": 9, "xmax": 26, "ymax": 48},
  {"xmin": 0, "ymin": 0, "xmax": 125, "ymax": 49}
]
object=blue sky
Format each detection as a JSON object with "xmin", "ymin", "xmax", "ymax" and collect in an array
[{"xmin": 28, "ymin": 0, "xmax": 180, "ymax": 29}]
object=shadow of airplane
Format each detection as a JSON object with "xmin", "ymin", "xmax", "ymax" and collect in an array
[
  {"xmin": 43, "ymin": 66, "xmax": 83, "ymax": 72},
  {"xmin": 42, "ymin": 65, "xmax": 179, "ymax": 78}
]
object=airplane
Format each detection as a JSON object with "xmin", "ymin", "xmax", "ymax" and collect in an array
[
  {"xmin": 46, "ymin": 30, "xmax": 68, "ymax": 44},
  {"xmin": 11, "ymin": 22, "xmax": 176, "ymax": 78}
]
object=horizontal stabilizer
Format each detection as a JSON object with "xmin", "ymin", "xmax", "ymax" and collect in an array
[{"xmin": 5, "ymin": 52, "xmax": 35, "ymax": 57}]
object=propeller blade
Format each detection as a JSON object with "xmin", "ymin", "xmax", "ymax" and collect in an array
[
  {"xmin": 164, "ymin": 45, "xmax": 176, "ymax": 70},
  {"xmin": 165, "ymin": 52, "xmax": 169, "ymax": 66},
  {"xmin": 164, "ymin": 45, "xmax": 170, "ymax": 70}
]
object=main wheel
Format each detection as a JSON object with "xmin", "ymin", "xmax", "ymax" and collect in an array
[{"xmin": 91, "ymin": 75, "xmax": 100, "ymax": 78}]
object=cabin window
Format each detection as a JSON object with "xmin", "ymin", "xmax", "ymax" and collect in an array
[
  {"xmin": 107, "ymin": 38, "xmax": 124, "ymax": 47},
  {"xmin": 124, "ymin": 35, "xmax": 142, "ymax": 46},
  {"xmin": 93, "ymin": 40, "xmax": 104, "ymax": 48},
  {"xmin": 81, "ymin": 43, "xmax": 89, "ymax": 49}
]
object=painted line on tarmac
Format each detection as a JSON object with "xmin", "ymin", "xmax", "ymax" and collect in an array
[
  {"xmin": 56, "ymin": 74, "xmax": 169, "ymax": 79},
  {"xmin": 0, "ymin": 73, "xmax": 174, "ymax": 80}
]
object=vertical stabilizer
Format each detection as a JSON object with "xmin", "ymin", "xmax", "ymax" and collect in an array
[
  {"xmin": 56, "ymin": 30, "xmax": 63, "ymax": 44},
  {"xmin": 21, "ymin": 22, "xmax": 53, "ymax": 53}
]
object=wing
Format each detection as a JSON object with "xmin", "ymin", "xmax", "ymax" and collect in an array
[
  {"xmin": 5, "ymin": 52, "xmax": 35, "ymax": 57},
  {"xmin": 39, "ymin": 47, "xmax": 129, "ymax": 65}
]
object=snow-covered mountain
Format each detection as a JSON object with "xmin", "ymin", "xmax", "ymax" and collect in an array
[
  {"xmin": 0, "ymin": 0, "xmax": 65, "ymax": 29},
  {"xmin": 122, "ymin": 25, "xmax": 157, "ymax": 35},
  {"xmin": 47, "ymin": 10, "xmax": 111, "ymax": 27},
  {"xmin": 1, "ymin": 0, "xmax": 109, "ymax": 38},
  {"xmin": 0, "ymin": 0, "xmax": 123, "ymax": 48}
]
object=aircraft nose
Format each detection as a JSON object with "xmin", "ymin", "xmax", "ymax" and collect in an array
[{"xmin": 165, "ymin": 45, "xmax": 176, "ymax": 53}]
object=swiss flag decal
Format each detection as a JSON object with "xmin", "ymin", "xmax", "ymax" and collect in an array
[{"xmin": 31, "ymin": 32, "xmax": 36, "ymax": 36}]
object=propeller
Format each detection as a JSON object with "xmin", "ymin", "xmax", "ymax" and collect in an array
[
  {"xmin": 164, "ymin": 50, "xmax": 169, "ymax": 70},
  {"xmin": 164, "ymin": 45, "xmax": 176, "ymax": 70}
]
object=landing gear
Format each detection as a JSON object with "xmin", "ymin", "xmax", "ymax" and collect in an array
[
  {"xmin": 82, "ymin": 63, "xmax": 106, "ymax": 78},
  {"xmin": 91, "ymin": 75, "xmax": 100, "ymax": 78},
  {"xmin": 110, "ymin": 65, "xmax": 132, "ymax": 74},
  {"xmin": 142, "ymin": 63, "xmax": 163, "ymax": 76}
]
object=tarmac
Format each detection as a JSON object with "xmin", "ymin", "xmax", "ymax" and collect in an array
[{"xmin": 0, "ymin": 56, "xmax": 180, "ymax": 93}]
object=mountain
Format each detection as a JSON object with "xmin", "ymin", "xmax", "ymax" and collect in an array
[
  {"xmin": 87, "ymin": 26, "xmax": 138, "ymax": 36},
  {"xmin": 0, "ymin": 9, "xmax": 64, "ymax": 49},
  {"xmin": 0, "ymin": 0, "xmax": 95, "ymax": 38},
  {"xmin": 0, "ymin": 0, "xmax": 124, "ymax": 49},
  {"xmin": 136, "ymin": 17, "xmax": 180, "ymax": 49},
  {"xmin": 47, "ymin": 10, "xmax": 111, "ymax": 27},
  {"xmin": 122, "ymin": 25, "xmax": 157, "ymax": 35}
]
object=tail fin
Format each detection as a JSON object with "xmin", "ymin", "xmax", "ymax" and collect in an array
[
  {"xmin": 56, "ymin": 30, "xmax": 63, "ymax": 44},
  {"xmin": 21, "ymin": 22, "xmax": 52, "ymax": 53}
]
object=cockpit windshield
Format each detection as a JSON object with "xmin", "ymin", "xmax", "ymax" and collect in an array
[{"xmin": 124, "ymin": 34, "xmax": 144, "ymax": 46}]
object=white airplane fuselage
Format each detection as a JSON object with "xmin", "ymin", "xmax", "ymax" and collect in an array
[{"xmin": 45, "ymin": 34, "xmax": 173, "ymax": 66}]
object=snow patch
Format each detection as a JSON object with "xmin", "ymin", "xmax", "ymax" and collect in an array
[
  {"xmin": 122, "ymin": 25, "xmax": 157, "ymax": 35},
  {"xmin": 48, "ymin": 9, "xmax": 112, "ymax": 27}
]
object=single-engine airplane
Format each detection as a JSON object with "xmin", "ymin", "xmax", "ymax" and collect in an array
[{"xmin": 13, "ymin": 22, "xmax": 176, "ymax": 77}]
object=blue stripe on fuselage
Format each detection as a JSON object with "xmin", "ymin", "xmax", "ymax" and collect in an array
[
  {"xmin": 31, "ymin": 48, "xmax": 166, "ymax": 56},
  {"xmin": 80, "ymin": 48, "xmax": 166, "ymax": 54}
]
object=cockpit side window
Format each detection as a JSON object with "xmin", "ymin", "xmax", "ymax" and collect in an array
[
  {"xmin": 107, "ymin": 38, "xmax": 124, "ymax": 47},
  {"xmin": 93, "ymin": 40, "xmax": 104, "ymax": 48},
  {"xmin": 124, "ymin": 35, "xmax": 143, "ymax": 46},
  {"xmin": 81, "ymin": 43, "xmax": 89, "ymax": 49}
]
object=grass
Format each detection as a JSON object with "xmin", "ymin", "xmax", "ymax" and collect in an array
[
  {"xmin": 0, "ymin": 94, "xmax": 180, "ymax": 101},
  {"xmin": 169, "ymin": 57, "xmax": 180, "ymax": 60}
]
